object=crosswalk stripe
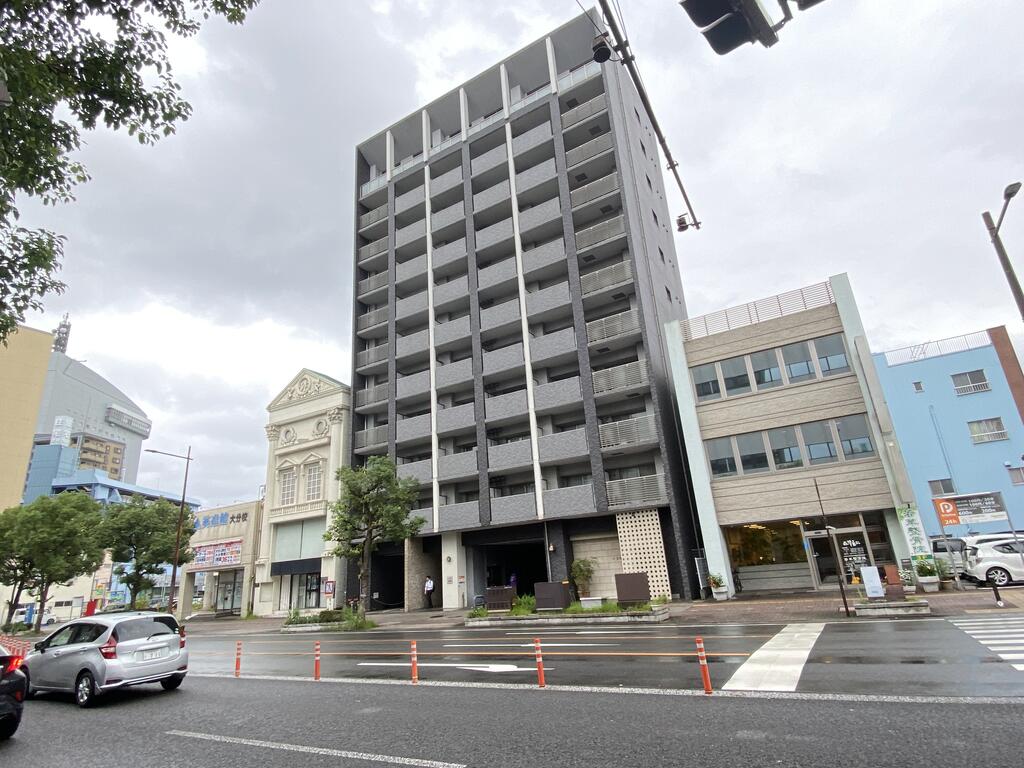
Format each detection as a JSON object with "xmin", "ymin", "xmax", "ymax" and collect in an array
[
  {"xmin": 999, "ymin": 654, "xmax": 1024, "ymax": 660},
  {"xmin": 722, "ymin": 623, "xmax": 824, "ymax": 693},
  {"xmin": 1015, "ymin": 665, "xmax": 1024, "ymax": 672}
]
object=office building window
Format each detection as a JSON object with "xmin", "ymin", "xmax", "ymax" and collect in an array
[
  {"xmin": 835, "ymin": 414, "xmax": 875, "ymax": 459},
  {"xmin": 705, "ymin": 437, "xmax": 737, "ymax": 478},
  {"xmin": 750, "ymin": 349, "xmax": 783, "ymax": 390},
  {"xmin": 278, "ymin": 467, "xmax": 297, "ymax": 506},
  {"xmin": 952, "ymin": 369, "xmax": 990, "ymax": 395},
  {"xmin": 801, "ymin": 420, "xmax": 839, "ymax": 465},
  {"xmin": 815, "ymin": 334, "xmax": 850, "ymax": 376},
  {"xmin": 969, "ymin": 417, "xmax": 1008, "ymax": 444},
  {"xmin": 781, "ymin": 341, "xmax": 816, "ymax": 383},
  {"xmin": 767, "ymin": 427, "xmax": 803, "ymax": 470},
  {"xmin": 692, "ymin": 363, "xmax": 721, "ymax": 402},
  {"xmin": 736, "ymin": 432, "xmax": 770, "ymax": 474},
  {"xmin": 720, "ymin": 356, "xmax": 752, "ymax": 397},
  {"xmin": 928, "ymin": 478, "xmax": 956, "ymax": 495},
  {"xmin": 1008, "ymin": 467, "xmax": 1024, "ymax": 485},
  {"xmin": 304, "ymin": 462, "xmax": 323, "ymax": 501}
]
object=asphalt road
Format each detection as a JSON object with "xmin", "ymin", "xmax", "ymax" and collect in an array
[{"xmin": 3, "ymin": 675, "xmax": 1022, "ymax": 768}]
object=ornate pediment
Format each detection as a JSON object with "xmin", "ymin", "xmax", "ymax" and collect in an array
[{"xmin": 268, "ymin": 369, "xmax": 346, "ymax": 411}]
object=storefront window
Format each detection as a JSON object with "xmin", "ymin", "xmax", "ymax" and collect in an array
[{"xmin": 726, "ymin": 521, "xmax": 806, "ymax": 567}]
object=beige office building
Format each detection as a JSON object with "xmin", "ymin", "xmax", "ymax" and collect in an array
[
  {"xmin": 667, "ymin": 275, "xmax": 925, "ymax": 596},
  {"xmin": 177, "ymin": 500, "xmax": 260, "ymax": 616}
]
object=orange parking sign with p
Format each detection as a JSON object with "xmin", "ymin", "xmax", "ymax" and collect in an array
[{"xmin": 933, "ymin": 498, "xmax": 960, "ymax": 527}]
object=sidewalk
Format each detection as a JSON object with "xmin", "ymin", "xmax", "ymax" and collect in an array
[{"xmin": 182, "ymin": 608, "xmax": 468, "ymax": 635}]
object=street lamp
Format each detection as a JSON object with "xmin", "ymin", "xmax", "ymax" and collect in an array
[
  {"xmin": 145, "ymin": 446, "xmax": 193, "ymax": 617},
  {"xmin": 982, "ymin": 182, "xmax": 1024, "ymax": 321}
]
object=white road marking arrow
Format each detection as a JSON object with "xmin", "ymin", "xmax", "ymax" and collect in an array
[{"xmin": 358, "ymin": 662, "xmax": 548, "ymax": 673}]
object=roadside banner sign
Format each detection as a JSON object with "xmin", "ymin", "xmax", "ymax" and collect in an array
[
  {"xmin": 931, "ymin": 493, "xmax": 1008, "ymax": 526},
  {"xmin": 896, "ymin": 503, "xmax": 936, "ymax": 566},
  {"xmin": 860, "ymin": 566, "xmax": 884, "ymax": 599}
]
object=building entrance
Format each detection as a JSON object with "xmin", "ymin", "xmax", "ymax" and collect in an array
[{"xmin": 483, "ymin": 542, "xmax": 547, "ymax": 596}]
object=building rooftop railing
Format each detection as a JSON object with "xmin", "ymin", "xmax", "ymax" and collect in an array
[
  {"xmin": 683, "ymin": 281, "xmax": 835, "ymax": 341},
  {"xmin": 882, "ymin": 330, "xmax": 992, "ymax": 367}
]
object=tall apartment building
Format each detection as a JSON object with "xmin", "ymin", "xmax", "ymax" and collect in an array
[{"xmin": 350, "ymin": 12, "xmax": 698, "ymax": 609}]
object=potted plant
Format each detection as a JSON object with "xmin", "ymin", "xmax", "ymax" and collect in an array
[
  {"xmin": 915, "ymin": 560, "xmax": 940, "ymax": 593},
  {"xmin": 898, "ymin": 569, "xmax": 916, "ymax": 595},
  {"xmin": 708, "ymin": 573, "xmax": 729, "ymax": 601},
  {"xmin": 570, "ymin": 558, "xmax": 599, "ymax": 607}
]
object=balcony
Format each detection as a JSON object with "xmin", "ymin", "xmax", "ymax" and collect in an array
[
  {"xmin": 512, "ymin": 121, "xmax": 552, "ymax": 156},
  {"xmin": 587, "ymin": 308, "xmax": 640, "ymax": 345},
  {"xmin": 592, "ymin": 360, "xmax": 648, "ymax": 397},
  {"xmin": 355, "ymin": 382, "xmax": 388, "ymax": 411},
  {"xmin": 537, "ymin": 427, "xmax": 589, "ymax": 464},
  {"xmin": 357, "ymin": 271, "xmax": 389, "ymax": 298},
  {"xmin": 433, "ymin": 237, "xmax": 468, "ymax": 271},
  {"xmin": 606, "ymin": 473, "xmax": 668, "ymax": 509},
  {"xmin": 434, "ymin": 315, "xmax": 471, "ymax": 349},
  {"xmin": 575, "ymin": 214, "xmax": 625, "ymax": 252},
  {"xmin": 356, "ymin": 306, "xmax": 388, "ymax": 334},
  {"xmin": 357, "ymin": 236, "xmax": 388, "ymax": 264},
  {"xmin": 531, "ymin": 327, "xmax": 577, "ymax": 365},
  {"xmin": 543, "ymin": 484, "xmax": 596, "ymax": 519},
  {"xmin": 473, "ymin": 179, "xmax": 510, "ymax": 212},
  {"xmin": 471, "ymin": 143, "xmax": 508, "ymax": 177},
  {"xmin": 971, "ymin": 430, "xmax": 1009, "ymax": 444},
  {"xmin": 397, "ymin": 413, "xmax": 432, "ymax": 443},
  {"xmin": 359, "ymin": 175, "xmax": 387, "ymax": 198},
  {"xmin": 268, "ymin": 499, "xmax": 329, "ymax": 523},
  {"xmin": 438, "ymin": 500, "xmax": 481, "ymax": 532},
  {"xmin": 565, "ymin": 132, "xmax": 613, "ymax": 168},
  {"xmin": 525, "ymin": 281, "xmax": 570, "ymax": 318},
  {"xmin": 510, "ymin": 83, "xmax": 552, "ymax": 114},
  {"xmin": 534, "ymin": 376, "xmax": 581, "ymax": 412},
  {"xmin": 480, "ymin": 297, "xmax": 521, "ymax": 333},
  {"xmin": 396, "ymin": 369, "xmax": 430, "ymax": 400},
  {"xmin": 518, "ymin": 196, "xmax": 561, "ymax": 235},
  {"xmin": 476, "ymin": 216, "xmax": 514, "ymax": 252},
  {"xmin": 599, "ymin": 414, "xmax": 658, "ymax": 451},
  {"xmin": 522, "ymin": 238, "xmax": 565, "ymax": 277},
  {"xmin": 396, "ymin": 253, "xmax": 427, "ymax": 284},
  {"xmin": 396, "ymin": 328, "xmax": 429, "ymax": 359},
  {"xmin": 438, "ymin": 449, "xmax": 478, "ymax": 481},
  {"xmin": 485, "ymin": 388, "xmax": 528, "ymax": 423},
  {"xmin": 396, "ymin": 290, "xmax": 429, "ymax": 322},
  {"xmin": 397, "ymin": 458, "xmax": 432, "ymax": 485},
  {"xmin": 358, "ymin": 202, "xmax": 388, "ymax": 231},
  {"xmin": 431, "ymin": 200, "xmax": 464, "ymax": 232},
  {"xmin": 561, "ymin": 92, "xmax": 608, "ymax": 131},
  {"xmin": 395, "ymin": 218, "xmax": 426, "ymax": 250},
  {"xmin": 354, "ymin": 425, "xmax": 388, "ymax": 450},
  {"xmin": 490, "ymin": 491, "xmax": 537, "ymax": 524},
  {"xmin": 956, "ymin": 381, "xmax": 992, "ymax": 396},
  {"xmin": 468, "ymin": 108, "xmax": 505, "ymax": 137},
  {"xmin": 435, "ymin": 357, "xmax": 474, "ymax": 390},
  {"xmin": 516, "ymin": 157, "xmax": 557, "ymax": 195},
  {"xmin": 437, "ymin": 401, "xmax": 476, "ymax": 434},
  {"xmin": 434, "ymin": 274, "xmax": 469, "ymax": 310},
  {"xmin": 356, "ymin": 344, "xmax": 390, "ymax": 372},
  {"xmin": 395, "ymin": 184, "xmax": 425, "ymax": 215},
  {"xmin": 571, "ymin": 170, "xmax": 619, "ymax": 208},
  {"xmin": 478, "ymin": 256, "xmax": 518, "ymax": 293},
  {"xmin": 557, "ymin": 60, "xmax": 601, "ymax": 93},
  {"xmin": 483, "ymin": 342, "xmax": 524, "ymax": 377},
  {"xmin": 581, "ymin": 259, "xmax": 632, "ymax": 296},
  {"xmin": 488, "ymin": 439, "xmax": 533, "ymax": 472},
  {"xmin": 431, "ymin": 165, "xmax": 463, "ymax": 197},
  {"xmin": 393, "ymin": 152, "xmax": 424, "ymax": 177}
]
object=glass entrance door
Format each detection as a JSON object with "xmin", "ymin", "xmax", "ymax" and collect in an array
[{"xmin": 808, "ymin": 536, "xmax": 839, "ymax": 585}]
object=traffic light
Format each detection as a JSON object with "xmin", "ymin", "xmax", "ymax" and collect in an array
[{"xmin": 679, "ymin": 0, "xmax": 777, "ymax": 55}]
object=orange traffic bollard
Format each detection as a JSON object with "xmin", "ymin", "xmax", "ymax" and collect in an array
[
  {"xmin": 314, "ymin": 640, "xmax": 321, "ymax": 680},
  {"xmin": 533, "ymin": 637, "xmax": 546, "ymax": 688},
  {"xmin": 410, "ymin": 640, "xmax": 418, "ymax": 685},
  {"xmin": 695, "ymin": 636, "xmax": 712, "ymax": 695},
  {"xmin": 234, "ymin": 640, "xmax": 242, "ymax": 678}
]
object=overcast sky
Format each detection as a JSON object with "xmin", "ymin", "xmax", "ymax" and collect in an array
[{"xmin": 21, "ymin": 1, "xmax": 1024, "ymax": 507}]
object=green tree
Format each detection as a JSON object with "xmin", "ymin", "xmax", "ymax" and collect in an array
[
  {"xmin": 0, "ymin": 493, "xmax": 105, "ymax": 631},
  {"xmin": 324, "ymin": 457, "xmax": 424, "ymax": 617},
  {"xmin": 100, "ymin": 497, "xmax": 196, "ymax": 609},
  {"xmin": 0, "ymin": 0, "xmax": 260, "ymax": 342},
  {"xmin": 0, "ymin": 505, "xmax": 34, "ymax": 628}
]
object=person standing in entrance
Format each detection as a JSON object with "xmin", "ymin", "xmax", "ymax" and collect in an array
[{"xmin": 424, "ymin": 576, "xmax": 435, "ymax": 609}]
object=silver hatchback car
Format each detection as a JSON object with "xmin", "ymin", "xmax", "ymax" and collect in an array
[{"xmin": 22, "ymin": 612, "xmax": 188, "ymax": 707}]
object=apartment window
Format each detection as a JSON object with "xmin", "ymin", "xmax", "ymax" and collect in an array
[
  {"xmin": 559, "ymin": 473, "xmax": 592, "ymax": 488},
  {"xmin": 767, "ymin": 427, "xmax": 803, "ymax": 470},
  {"xmin": 720, "ymin": 356, "xmax": 752, "ymax": 396},
  {"xmin": 692, "ymin": 363, "xmax": 722, "ymax": 402},
  {"xmin": 801, "ymin": 420, "xmax": 838, "ymax": 465},
  {"xmin": 969, "ymin": 417, "xmax": 1008, "ymax": 444},
  {"xmin": 913, "ymin": 381, "xmax": 924, "ymax": 393},
  {"xmin": 815, "ymin": 334, "xmax": 850, "ymax": 376},
  {"xmin": 705, "ymin": 437, "xmax": 737, "ymax": 478},
  {"xmin": 835, "ymin": 414, "xmax": 875, "ymax": 459},
  {"xmin": 928, "ymin": 478, "xmax": 956, "ymax": 495},
  {"xmin": 1008, "ymin": 467, "xmax": 1024, "ymax": 485},
  {"xmin": 781, "ymin": 341, "xmax": 816, "ymax": 383},
  {"xmin": 952, "ymin": 369, "xmax": 990, "ymax": 395},
  {"xmin": 736, "ymin": 432, "xmax": 770, "ymax": 474},
  {"xmin": 607, "ymin": 464, "xmax": 656, "ymax": 481},
  {"xmin": 278, "ymin": 467, "xmax": 297, "ymax": 506},
  {"xmin": 750, "ymin": 349, "xmax": 783, "ymax": 390},
  {"xmin": 304, "ymin": 462, "xmax": 323, "ymax": 502}
]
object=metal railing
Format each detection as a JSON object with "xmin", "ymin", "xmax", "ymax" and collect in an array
[
  {"xmin": 587, "ymin": 308, "xmax": 640, "ymax": 344},
  {"xmin": 971, "ymin": 430, "xmax": 1008, "ymax": 444},
  {"xmin": 431, "ymin": 134, "xmax": 461, "ymax": 155},
  {"xmin": 599, "ymin": 414, "xmax": 657, "ymax": 450},
  {"xmin": 570, "ymin": 170, "xmax": 619, "ymax": 208},
  {"xmin": 356, "ymin": 307, "xmax": 388, "ymax": 331},
  {"xmin": 510, "ymin": 83, "xmax": 552, "ymax": 114},
  {"xmin": 360, "ymin": 175, "xmax": 387, "ymax": 198},
  {"xmin": 683, "ymin": 281, "xmax": 836, "ymax": 341},
  {"xmin": 565, "ymin": 132, "xmax": 613, "ymax": 168},
  {"xmin": 357, "ymin": 272, "xmax": 388, "ymax": 296},
  {"xmin": 557, "ymin": 60, "xmax": 601, "ymax": 92},
  {"xmin": 955, "ymin": 381, "xmax": 992, "ymax": 396},
  {"xmin": 358, "ymin": 203, "xmax": 388, "ymax": 230},
  {"xmin": 561, "ymin": 92, "xmax": 608, "ymax": 130},
  {"xmin": 606, "ymin": 473, "xmax": 667, "ymax": 509},
  {"xmin": 354, "ymin": 425, "xmax": 389, "ymax": 449},
  {"xmin": 574, "ymin": 214, "xmax": 625, "ymax": 251},
  {"xmin": 357, "ymin": 236, "xmax": 388, "ymax": 262},
  {"xmin": 355, "ymin": 382, "xmax": 389, "ymax": 408},
  {"xmin": 591, "ymin": 360, "xmax": 648, "ymax": 395},
  {"xmin": 883, "ymin": 330, "xmax": 992, "ymax": 367},
  {"xmin": 581, "ymin": 259, "xmax": 632, "ymax": 295},
  {"xmin": 356, "ymin": 344, "xmax": 390, "ymax": 369}
]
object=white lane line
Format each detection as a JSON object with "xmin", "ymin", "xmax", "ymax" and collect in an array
[
  {"xmin": 357, "ymin": 662, "xmax": 549, "ymax": 673},
  {"xmin": 965, "ymin": 630, "xmax": 1024, "ymax": 635},
  {"xmin": 722, "ymin": 623, "xmax": 825, "ymax": 693},
  {"xmin": 442, "ymin": 643, "xmax": 616, "ymax": 648},
  {"xmin": 985, "ymin": 646, "xmax": 1024, "ymax": 651},
  {"xmin": 998, "ymin": 653, "xmax": 1024, "ymax": 660},
  {"xmin": 165, "ymin": 730, "xmax": 465, "ymax": 768},
  {"xmin": 504, "ymin": 630, "xmax": 654, "ymax": 636}
]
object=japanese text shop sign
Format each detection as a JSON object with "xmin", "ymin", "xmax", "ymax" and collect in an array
[
  {"xmin": 932, "ymin": 493, "xmax": 1008, "ymax": 527},
  {"xmin": 189, "ymin": 539, "xmax": 243, "ymax": 570}
]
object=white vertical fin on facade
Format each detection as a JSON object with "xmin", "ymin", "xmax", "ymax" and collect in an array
[
  {"xmin": 421, "ymin": 109, "xmax": 431, "ymax": 159},
  {"xmin": 423, "ymin": 166, "xmax": 440, "ymax": 532},
  {"xmin": 459, "ymin": 87, "xmax": 469, "ymax": 140},
  {"xmin": 385, "ymin": 129, "xmax": 394, "ymax": 180},
  {"xmin": 499, "ymin": 63, "xmax": 510, "ymax": 118},
  {"xmin": 544, "ymin": 37, "xmax": 558, "ymax": 88},
  {"xmin": 504, "ymin": 122, "xmax": 546, "ymax": 520}
]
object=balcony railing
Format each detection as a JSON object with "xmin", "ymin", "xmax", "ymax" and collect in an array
[
  {"xmin": 357, "ymin": 272, "xmax": 388, "ymax": 296},
  {"xmin": 575, "ymin": 214, "xmax": 625, "ymax": 252},
  {"xmin": 683, "ymin": 281, "xmax": 835, "ymax": 342},
  {"xmin": 599, "ymin": 414, "xmax": 657, "ymax": 450},
  {"xmin": 581, "ymin": 259, "xmax": 632, "ymax": 295},
  {"xmin": 393, "ymin": 151, "xmax": 424, "ymax": 175},
  {"xmin": 561, "ymin": 92, "xmax": 608, "ymax": 130},
  {"xmin": 510, "ymin": 83, "xmax": 552, "ymax": 113},
  {"xmin": 360, "ymin": 175, "xmax": 387, "ymax": 198},
  {"xmin": 606, "ymin": 473, "xmax": 668, "ymax": 509},
  {"xmin": 354, "ymin": 425, "xmax": 389, "ymax": 449},
  {"xmin": 356, "ymin": 307, "xmax": 388, "ymax": 331},
  {"xmin": 431, "ymin": 133, "xmax": 461, "ymax": 156},
  {"xmin": 971, "ymin": 430, "xmax": 1009, "ymax": 444},
  {"xmin": 570, "ymin": 171, "xmax": 619, "ymax": 209},
  {"xmin": 592, "ymin": 360, "xmax": 648, "ymax": 395},
  {"xmin": 557, "ymin": 60, "xmax": 601, "ymax": 92},
  {"xmin": 955, "ymin": 381, "xmax": 992, "ymax": 396},
  {"xmin": 357, "ymin": 236, "xmax": 388, "ymax": 262},
  {"xmin": 565, "ymin": 132, "xmax": 612, "ymax": 168},
  {"xmin": 355, "ymin": 382, "xmax": 388, "ymax": 409},
  {"xmin": 268, "ymin": 499, "xmax": 328, "ymax": 520},
  {"xmin": 358, "ymin": 203, "xmax": 388, "ymax": 230},
  {"xmin": 356, "ymin": 344, "xmax": 389, "ymax": 369},
  {"xmin": 467, "ymin": 108, "xmax": 504, "ymax": 137},
  {"xmin": 587, "ymin": 309, "xmax": 640, "ymax": 345}
]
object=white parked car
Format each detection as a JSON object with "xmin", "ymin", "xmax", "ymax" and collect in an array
[
  {"xmin": 965, "ymin": 539, "xmax": 1024, "ymax": 586},
  {"xmin": 11, "ymin": 608, "xmax": 56, "ymax": 626}
]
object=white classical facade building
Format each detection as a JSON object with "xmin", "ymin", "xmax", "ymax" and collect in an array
[{"xmin": 252, "ymin": 370, "xmax": 351, "ymax": 616}]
